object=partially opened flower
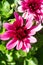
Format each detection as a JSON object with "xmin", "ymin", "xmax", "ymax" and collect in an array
[
  {"xmin": 1, "ymin": 12, "xmax": 42, "ymax": 52},
  {"xmin": 18, "ymin": 0, "xmax": 43, "ymax": 21}
]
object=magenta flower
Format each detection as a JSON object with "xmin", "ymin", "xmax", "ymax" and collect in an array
[
  {"xmin": 1, "ymin": 12, "xmax": 42, "ymax": 52},
  {"xmin": 18, "ymin": 0, "xmax": 43, "ymax": 21}
]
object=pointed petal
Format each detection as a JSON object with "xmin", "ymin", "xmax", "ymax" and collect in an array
[
  {"xmin": 6, "ymin": 39, "xmax": 19, "ymax": 50},
  {"xmin": 14, "ymin": 12, "xmax": 19, "ymax": 19},
  {"xmin": 16, "ymin": 41, "xmax": 23, "ymax": 50},
  {"xmin": 25, "ymin": 12, "xmax": 34, "ymax": 29},
  {"xmin": 1, "ymin": 31, "xmax": 14, "ymax": 40},
  {"xmin": 22, "ymin": 42, "xmax": 31, "ymax": 52},
  {"xmin": 34, "ymin": 23, "xmax": 43, "ymax": 32},
  {"xmin": 28, "ymin": 36, "xmax": 37, "ymax": 43},
  {"xmin": 25, "ymin": 19, "xmax": 33, "ymax": 29},
  {"xmin": 22, "ymin": 12, "xmax": 34, "ymax": 20},
  {"xmin": 22, "ymin": 12, "xmax": 29, "ymax": 19},
  {"xmin": 18, "ymin": 6, "xmax": 24, "ymax": 12},
  {"xmin": 22, "ymin": 47, "xmax": 30, "ymax": 52},
  {"xmin": 14, "ymin": 12, "xmax": 23, "ymax": 26},
  {"xmin": 29, "ymin": 29, "xmax": 36, "ymax": 36},
  {"xmin": 31, "ymin": 23, "xmax": 43, "ymax": 32},
  {"xmin": 18, "ymin": 16, "xmax": 23, "ymax": 26},
  {"xmin": 3, "ymin": 23, "xmax": 13, "ymax": 30},
  {"xmin": 29, "ymin": 23, "xmax": 43, "ymax": 36},
  {"xmin": 22, "ymin": 39, "xmax": 31, "ymax": 52}
]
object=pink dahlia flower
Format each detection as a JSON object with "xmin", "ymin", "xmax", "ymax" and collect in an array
[
  {"xmin": 18, "ymin": 0, "xmax": 43, "ymax": 21},
  {"xmin": 1, "ymin": 12, "xmax": 42, "ymax": 52}
]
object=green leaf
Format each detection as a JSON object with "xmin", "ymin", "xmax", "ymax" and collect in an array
[
  {"xmin": 18, "ymin": 50, "xmax": 27, "ymax": 57},
  {"xmin": 2, "ymin": 1, "xmax": 10, "ymax": 12},
  {"xmin": 1, "ymin": 1, "xmax": 13, "ymax": 18},
  {"xmin": 24, "ymin": 57, "xmax": 38, "ymax": 65}
]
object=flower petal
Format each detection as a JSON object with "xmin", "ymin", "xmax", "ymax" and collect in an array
[
  {"xmin": 22, "ymin": 42, "xmax": 31, "ymax": 52},
  {"xmin": 6, "ymin": 39, "xmax": 19, "ymax": 50},
  {"xmin": 3, "ymin": 23, "xmax": 13, "ymax": 30},
  {"xmin": 1, "ymin": 31, "xmax": 14, "ymax": 40},
  {"xmin": 14, "ymin": 12, "xmax": 19, "ymax": 20},
  {"xmin": 29, "ymin": 29, "xmax": 36, "ymax": 36},
  {"xmin": 29, "ymin": 23, "xmax": 43, "ymax": 36},
  {"xmin": 31, "ymin": 23, "xmax": 43, "ymax": 32},
  {"xmin": 23, "ymin": 38, "xmax": 30, "ymax": 43},
  {"xmin": 35, "ymin": 23, "xmax": 43, "ymax": 32},
  {"xmin": 18, "ymin": 6, "xmax": 24, "ymax": 12},
  {"xmin": 25, "ymin": 19, "xmax": 33, "ymax": 29},
  {"xmin": 28, "ymin": 36, "xmax": 37, "ymax": 43},
  {"xmin": 14, "ymin": 12, "xmax": 23, "ymax": 26},
  {"xmin": 22, "ymin": 47, "xmax": 30, "ymax": 52},
  {"xmin": 19, "ymin": 16, "xmax": 23, "ymax": 26},
  {"xmin": 22, "ymin": 12, "xmax": 34, "ymax": 20},
  {"xmin": 22, "ymin": 12, "xmax": 29, "ymax": 19},
  {"xmin": 24, "ymin": 0, "xmax": 29, "ymax": 3},
  {"xmin": 16, "ymin": 41, "xmax": 23, "ymax": 50}
]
